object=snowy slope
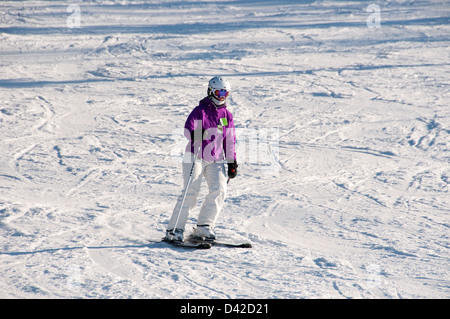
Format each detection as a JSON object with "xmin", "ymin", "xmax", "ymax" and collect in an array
[{"xmin": 0, "ymin": 0, "xmax": 449, "ymax": 299}]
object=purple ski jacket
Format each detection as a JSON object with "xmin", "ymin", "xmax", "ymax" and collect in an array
[{"xmin": 184, "ymin": 97, "xmax": 236, "ymax": 163}]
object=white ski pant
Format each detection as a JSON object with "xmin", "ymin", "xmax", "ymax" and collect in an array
[{"xmin": 168, "ymin": 153, "xmax": 227, "ymax": 231}]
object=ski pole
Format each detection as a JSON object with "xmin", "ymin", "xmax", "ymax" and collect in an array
[{"xmin": 172, "ymin": 141, "xmax": 202, "ymax": 231}]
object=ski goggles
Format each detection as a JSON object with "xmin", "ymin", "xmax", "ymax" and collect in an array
[{"xmin": 214, "ymin": 89, "xmax": 229, "ymax": 100}]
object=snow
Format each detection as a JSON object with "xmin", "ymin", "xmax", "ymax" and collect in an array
[{"xmin": 0, "ymin": 0, "xmax": 449, "ymax": 299}]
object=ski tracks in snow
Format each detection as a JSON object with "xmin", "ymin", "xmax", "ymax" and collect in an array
[{"xmin": 1, "ymin": 0, "xmax": 449, "ymax": 299}]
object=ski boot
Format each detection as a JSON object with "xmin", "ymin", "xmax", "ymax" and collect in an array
[
  {"xmin": 192, "ymin": 225, "xmax": 216, "ymax": 241},
  {"xmin": 164, "ymin": 228, "xmax": 184, "ymax": 243}
]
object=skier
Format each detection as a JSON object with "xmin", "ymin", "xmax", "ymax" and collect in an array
[{"xmin": 165, "ymin": 76, "xmax": 238, "ymax": 243}]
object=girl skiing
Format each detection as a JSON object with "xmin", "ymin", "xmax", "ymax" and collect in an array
[{"xmin": 165, "ymin": 76, "xmax": 238, "ymax": 243}]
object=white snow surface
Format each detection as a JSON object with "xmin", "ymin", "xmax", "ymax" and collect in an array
[{"xmin": 0, "ymin": 0, "xmax": 449, "ymax": 299}]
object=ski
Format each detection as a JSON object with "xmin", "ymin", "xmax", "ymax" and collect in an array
[
  {"xmin": 189, "ymin": 236, "xmax": 252, "ymax": 248},
  {"xmin": 148, "ymin": 239, "xmax": 211, "ymax": 249},
  {"xmin": 148, "ymin": 237, "xmax": 252, "ymax": 249}
]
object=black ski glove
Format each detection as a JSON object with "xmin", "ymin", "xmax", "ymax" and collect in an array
[{"xmin": 228, "ymin": 162, "xmax": 238, "ymax": 179}]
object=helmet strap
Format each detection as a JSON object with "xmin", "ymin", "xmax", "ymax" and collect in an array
[{"xmin": 209, "ymin": 95, "xmax": 225, "ymax": 107}]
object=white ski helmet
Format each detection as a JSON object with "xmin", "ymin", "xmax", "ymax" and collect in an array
[{"xmin": 207, "ymin": 76, "xmax": 231, "ymax": 106}]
